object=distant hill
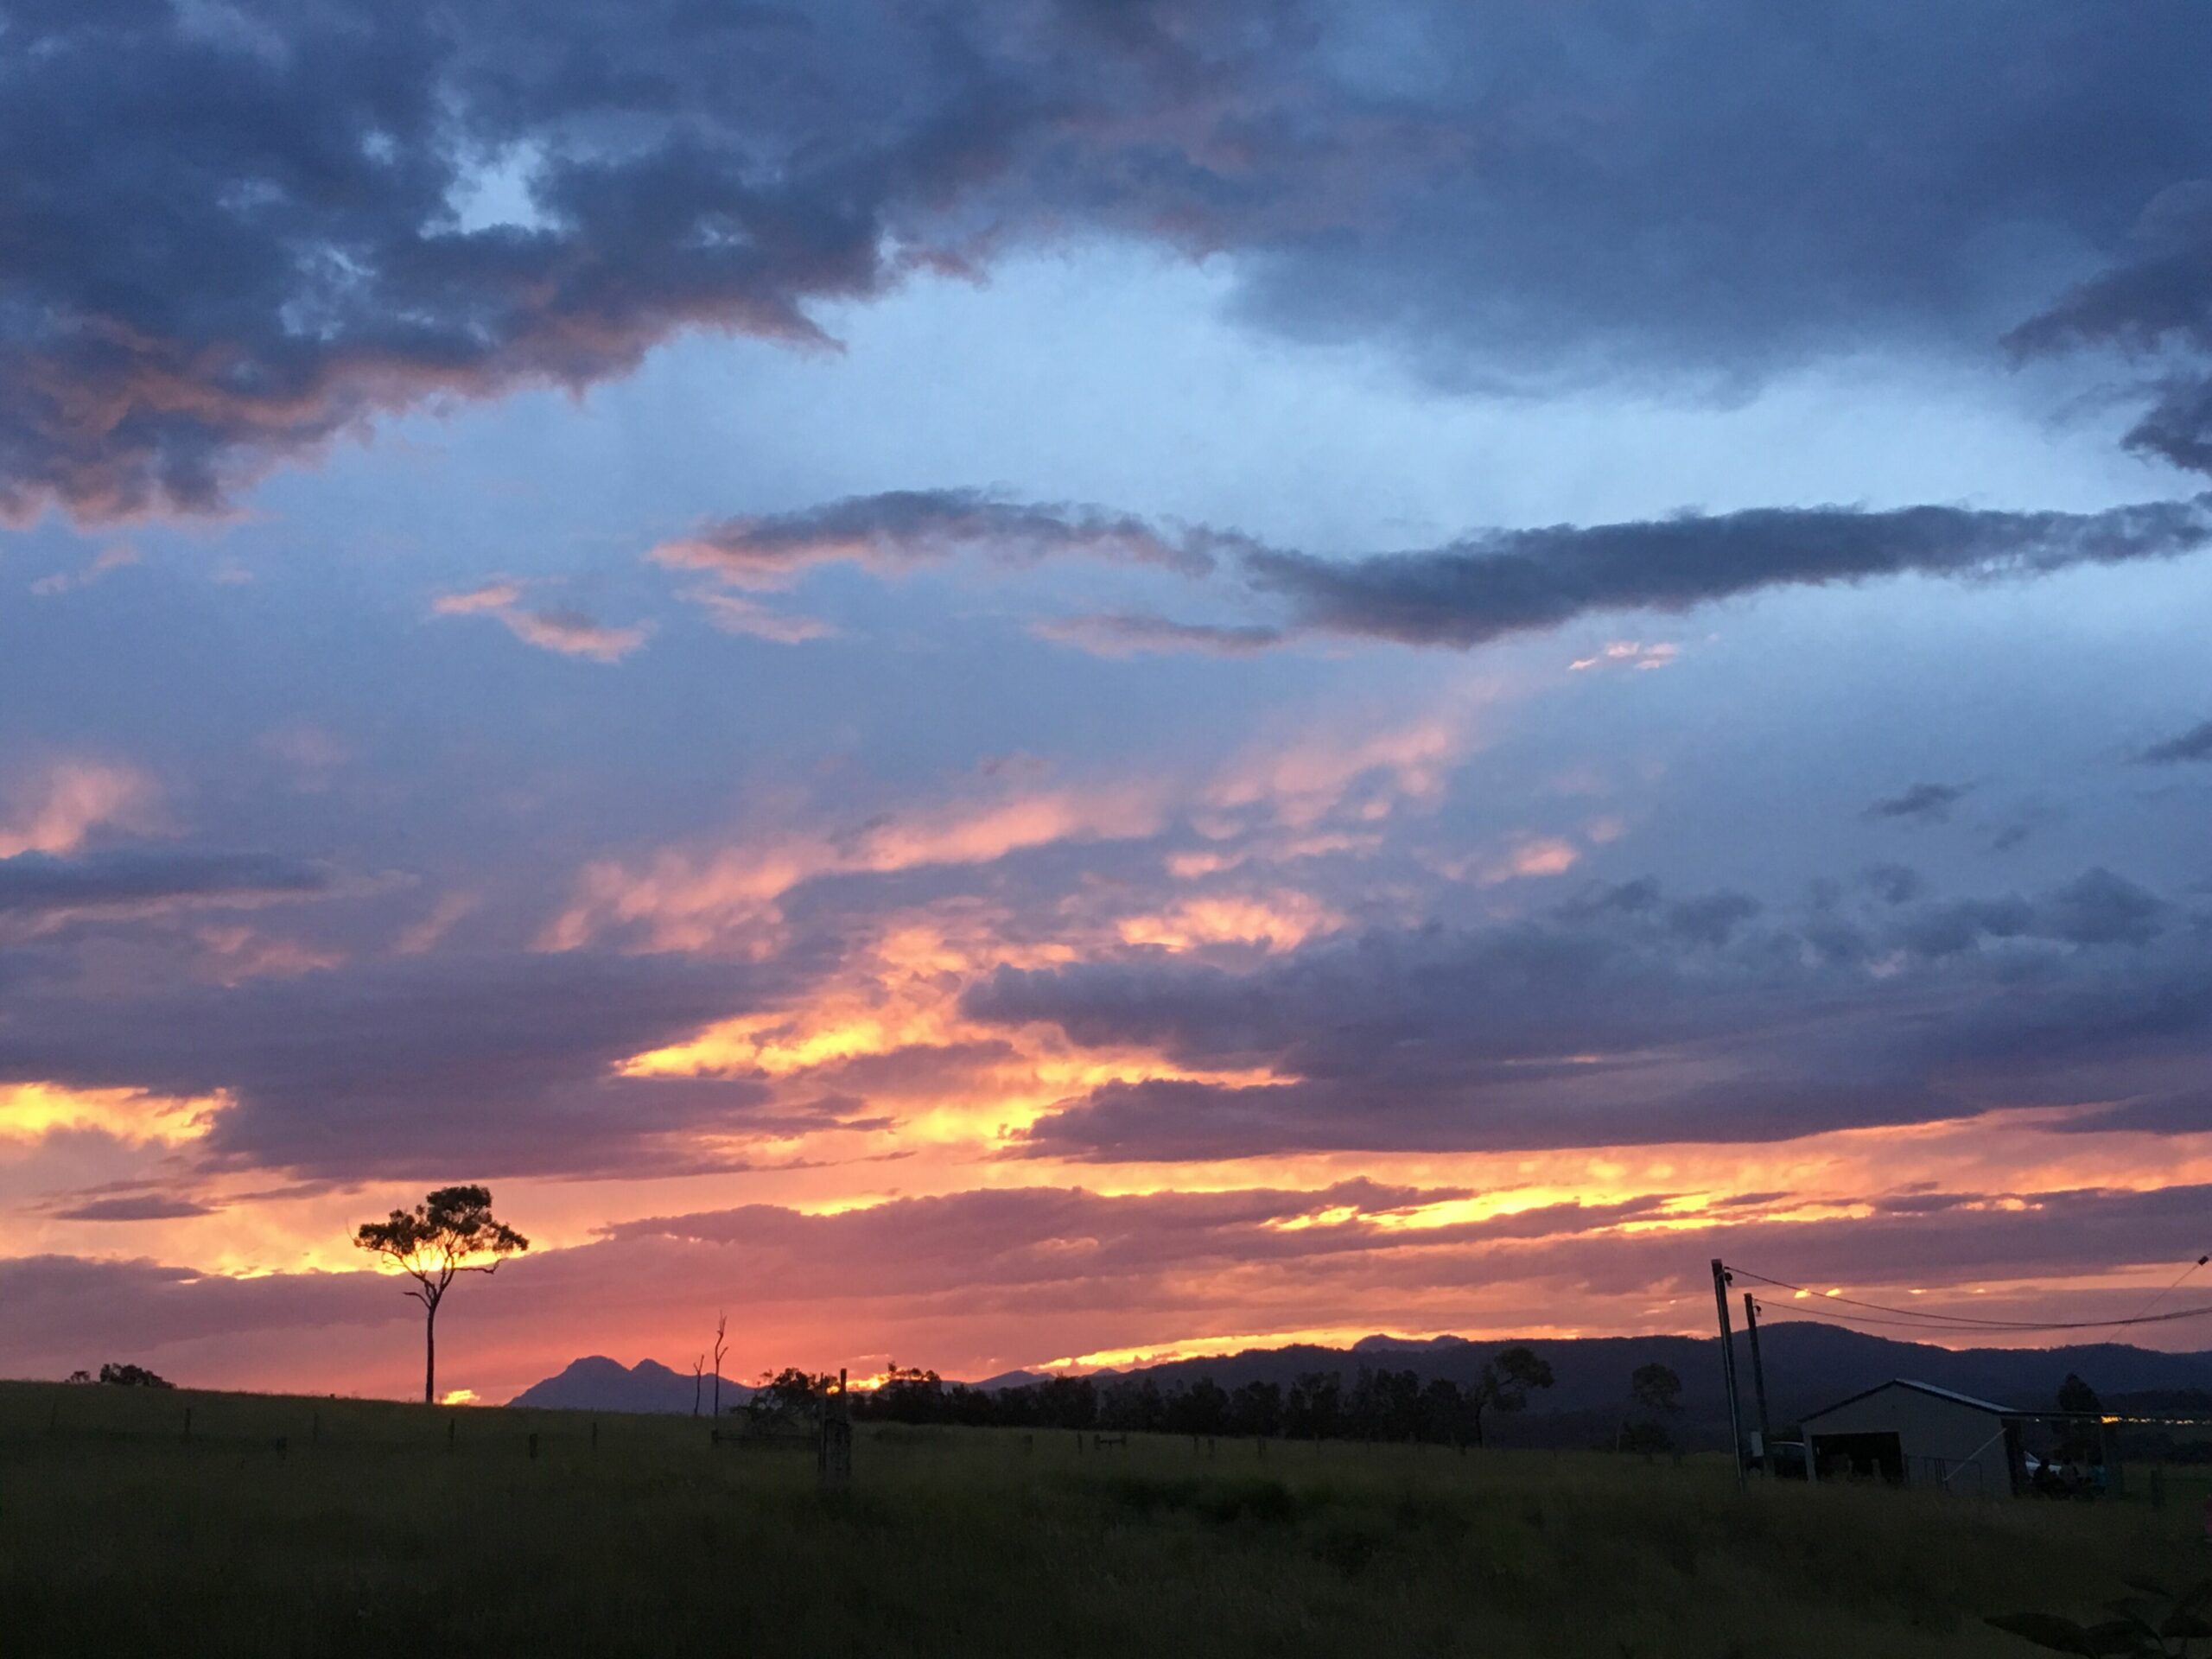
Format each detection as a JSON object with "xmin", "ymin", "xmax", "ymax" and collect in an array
[
  {"xmin": 507, "ymin": 1356, "xmax": 753, "ymax": 1414},
  {"xmin": 970, "ymin": 1369, "xmax": 1056, "ymax": 1392},
  {"xmin": 512, "ymin": 1327, "xmax": 2212, "ymax": 1443}
]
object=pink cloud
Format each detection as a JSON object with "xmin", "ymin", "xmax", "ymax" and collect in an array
[{"xmin": 0, "ymin": 760, "xmax": 160, "ymax": 857}]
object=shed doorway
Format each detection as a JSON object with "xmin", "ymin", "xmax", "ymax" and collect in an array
[{"xmin": 1812, "ymin": 1431, "xmax": 1904, "ymax": 1484}]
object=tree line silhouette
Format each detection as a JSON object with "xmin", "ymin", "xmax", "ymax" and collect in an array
[{"xmin": 817, "ymin": 1344, "xmax": 1565, "ymax": 1446}]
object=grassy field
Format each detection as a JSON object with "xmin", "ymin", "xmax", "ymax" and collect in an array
[{"xmin": 3, "ymin": 1379, "xmax": 2207, "ymax": 1657}]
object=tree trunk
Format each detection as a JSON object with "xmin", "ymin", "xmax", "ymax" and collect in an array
[{"xmin": 423, "ymin": 1301, "xmax": 437, "ymax": 1406}]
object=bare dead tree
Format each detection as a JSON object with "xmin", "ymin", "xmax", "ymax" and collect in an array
[
  {"xmin": 353, "ymin": 1185, "xmax": 527, "ymax": 1405},
  {"xmin": 712, "ymin": 1313, "xmax": 730, "ymax": 1418},
  {"xmin": 692, "ymin": 1354, "xmax": 705, "ymax": 1417}
]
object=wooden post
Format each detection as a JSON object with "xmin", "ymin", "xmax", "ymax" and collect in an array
[
  {"xmin": 1743, "ymin": 1292, "xmax": 1773, "ymax": 1474},
  {"xmin": 447, "ymin": 1417, "xmax": 456, "ymax": 1454},
  {"xmin": 528, "ymin": 1432, "xmax": 538, "ymax": 1460},
  {"xmin": 1711, "ymin": 1258, "xmax": 1745, "ymax": 1489},
  {"xmin": 591, "ymin": 1420, "xmax": 599, "ymax": 1453},
  {"xmin": 182, "ymin": 1407, "xmax": 193, "ymax": 1445},
  {"xmin": 818, "ymin": 1369, "xmax": 853, "ymax": 1491}
]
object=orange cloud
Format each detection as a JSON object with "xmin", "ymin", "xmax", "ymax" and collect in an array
[
  {"xmin": 1116, "ymin": 891, "xmax": 1344, "ymax": 953},
  {"xmin": 0, "ymin": 1082, "xmax": 216, "ymax": 1147},
  {"xmin": 545, "ymin": 783, "xmax": 1171, "ymax": 954}
]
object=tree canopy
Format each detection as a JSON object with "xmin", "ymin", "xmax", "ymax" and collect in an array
[{"xmin": 353, "ymin": 1185, "xmax": 527, "ymax": 1404}]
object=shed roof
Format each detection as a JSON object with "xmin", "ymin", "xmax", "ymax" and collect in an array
[{"xmin": 1802, "ymin": 1377, "xmax": 2016, "ymax": 1423}]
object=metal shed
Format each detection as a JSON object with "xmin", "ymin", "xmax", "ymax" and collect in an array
[{"xmin": 1801, "ymin": 1379, "xmax": 2024, "ymax": 1497}]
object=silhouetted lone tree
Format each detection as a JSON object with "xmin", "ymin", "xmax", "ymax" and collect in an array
[
  {"xmin": 353, "ymin": 1185, "xmax": 527, "ymax": 1404},
  {"xmin": 1466, "ymin": 1344, "xmax": 1554, "ymax": 1446}
]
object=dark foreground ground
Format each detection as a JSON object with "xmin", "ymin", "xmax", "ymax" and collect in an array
[{"xmin": 2, "ymin": 1380, "xmax": 2204, "ymax": 1656}]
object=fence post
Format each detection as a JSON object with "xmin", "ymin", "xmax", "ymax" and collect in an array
[
  {"xmin": 182, "ymin": 1407, "xmax": 192, "ymax": 1444},
  {"xmin": 591, "ymin": 1419, "xmax": 599, "ymax": 1453},
  {"xmin": 817, "ymin": 1369, "xmax": 853, "ymax": 1491},
  {"xmin": 448, "ymin": 1417, "xmax": 456, "ymax": 1454},
  {"xmin": 527, "ymin": 1432, "xmax": 538, "ymax": 1460}
]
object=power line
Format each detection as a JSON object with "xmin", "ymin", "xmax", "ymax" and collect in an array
[
  {"xmin": 2126, "ymin": 1253, "xmax": 2210, "ymax": 1323},
  {"xmin": 1731, "ymin": 1263, "xmax": 2212, "ymax": 1335}
]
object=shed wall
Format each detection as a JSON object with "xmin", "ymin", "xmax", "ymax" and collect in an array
[{"xmin": 1803, "ymin": 1388, "xmax": 2014, "ymax": 1495}]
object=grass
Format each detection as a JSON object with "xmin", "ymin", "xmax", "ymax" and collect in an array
[{"xmin": 2, "ymin": 1379, "xmax": 2206, "ymax": 1657}]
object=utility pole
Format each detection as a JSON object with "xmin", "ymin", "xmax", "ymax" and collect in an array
[
  {"xmin": 1711, "ymin": 1258, "xmax": 1745, "ymax": 1489},
  {"xmin": 1743, "ymin": 1291, "xmax": 1773, "ymax": 1475}
]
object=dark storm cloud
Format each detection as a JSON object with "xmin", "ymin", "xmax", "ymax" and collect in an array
[
  {"xmin": 2009, "ymin": 182, "xmax": 2212, "ymax": 474},
  {"xmin": 964, "ymin": 870, "xmax": 2212, "ymax": 1161},
  {"xmin": 1866, "ymin": 782, "xmax": 1971, "ymax": 824},
  {"xmin": 0, "ymin": 849, "xmax": 327, "ymax": 918},
  {"xmin": 668, "ymin": 489, "xmax": 2212, "ymax": 652},
  {"xmin": 2139, "ymin": 720, "xmax": 2212, "ymax": 765},
  {"xmin": 0, "ymin": 950, "xmax": 795, "ymax": 1179},
  {"xmin": 8, "ymin": 0, "xmax": 2210, "ymax": 518},
  {"xmin": 1229, "ymin": 3, "xmax": 2212, "ymax": 387},
  {"xmin": 1243, "ymin": 498, "xmax": 2212, "ymax": 649}
]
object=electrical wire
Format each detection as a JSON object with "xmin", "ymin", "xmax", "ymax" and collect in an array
[
  {"xmin": 1729, "ymin": 1262, "xmax": 2212, "ymax": 1335},
  {"xmin": 2126, "ymin": 1253, "xmax": 2210, "ymax": 1323}
]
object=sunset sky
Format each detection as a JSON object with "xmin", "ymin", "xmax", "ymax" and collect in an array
[{"xmin": 6, "ymin": 0, "xmax": 2212, "ymax": 1404}]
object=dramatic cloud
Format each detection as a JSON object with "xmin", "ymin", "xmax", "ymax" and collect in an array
[
  {"xmin": 1243, "ymin": 498, "xmax": 2212, "ymax": 649},
  {"xmin": 0, "ymin": 950, "xmax": 794, "ymax": 1178},
  {"xmin": 2008, "ymin": 181, "xmax": 2212, "ymax": 474},
  {"xmin": 968, "ymin": 870, "xmax": 2211, "ymax": 1161},
  {"xmin": 13, "ymin": 0, "xmax": 2212, "ymax": 1398},
  {"xmin": 10, "ymin": 1, "xmax": 2208, "ymax": 520},
  {"xmin": 680, "ymin": 488, "xmax": 2212, "ymax": 653}
]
